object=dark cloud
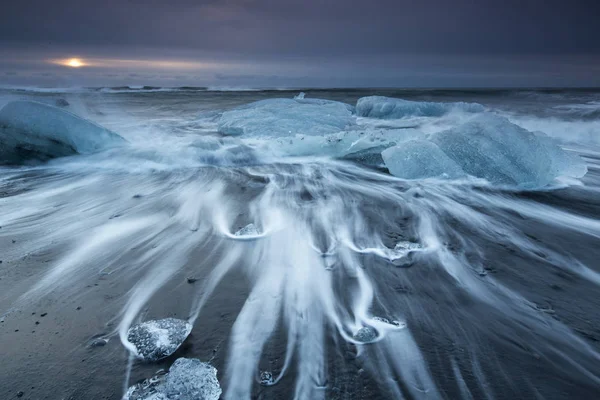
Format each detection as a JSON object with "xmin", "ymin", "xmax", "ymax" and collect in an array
[
  {"xmin": 0, "ymin": 1, "xmax": 598, "ymax": 86},
  {"xmin": 2, "ymin": 0, "xmax": 599, "ymax": 56}
]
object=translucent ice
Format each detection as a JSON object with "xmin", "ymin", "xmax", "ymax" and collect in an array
[
  {"xmin": 394, "ymin": 241, "xmax": 423, "ymax": 252},
  {"xmin": 0, "ymin": 100, "xmax": 125, "ymax": 165},
  {"xmin": 535, "ymin": 134, "xmax": 589, "ymax": 179},
  {"xmin": 382, "ymin": 140, "xmax": 465, "ymax": 180},
  {"xmin": 356, "ymin": 96, "xmax": 484, "ymax": 119},
  {"xmin": 383, "ymin": 114, "xmax": 586, "ymax": 187},
  {"xmin": 217, "ymin": 98, "xmax": 354, "ymax": 137},
  {"xmin": 163, "ymin": 358, "xmax": 222, "ymax": 400},
  {"xmin": 124, "ymin": 370, "xmax": 167, "ymax": 400},
  {"xmin": 243, "ymin": 127, "xmax": 421, "ymax": 160},
  {"xmin": 127, "ymin": 318, "xmax": 192, "ymax": 361},
  {"xmin": 189, "ymin": 137, "xmax": 258, "ymax": 167},
  {"xmin": 353, "ymin": 326, "xmax": 377, "ymax": 343},
  {"xmin": 124, "ymin": 358, "xmax": 222, "ymax": 400},
  {"xmin": 430, "ymin": 114, "xmax": 587, "ymax": 187},
  {"xmin": 259, "ymin": 371, "xmax": 274, "ymax": 386},
  {"xmin": 372, "ymin": 316, "xmax": 390, "ymax": 324},
  {"xmin": 234, "ymin": 223, "xmax": 260, "ymax": 237},
  {"xmin": 215, "ymin": 97, "xmax": 584, "ymax": 188},
  {"xmin": 371, "ymin": 317, "xmax": 406, "ymax": 328}
]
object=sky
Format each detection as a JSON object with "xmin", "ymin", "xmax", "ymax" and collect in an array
[{"xmin": 1, "ymin": 0, "xmax": 599, "ymax": 88}]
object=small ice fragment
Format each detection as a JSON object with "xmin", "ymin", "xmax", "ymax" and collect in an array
[
  {"xmin": 259, "ymin": 371, "xmax": 274, "ymax": 386},
  {"xmin": 123, "ymin": 370, "xmax": 167, "ymax": 400},
  {"xmin": 391, "ymin": 320, "xmax": 407, "ymax": 328},
  {"xmin": 163, "ymin": 358, "xmax": 222, "ymax": 400},
  {"xmin": 234, "ymin": 223, "xmax": 259, "ymax": 237},
  {"xmin": 353, "ymin": 327, "xmax": 377, "ymax": 343},
  {"xmin": 371, "ymin": 317, "xmax": 407, "ymax": 329},
  {"xmin": 127, "ymin": 318, "xmax": 192, "ymax": 361},
  {"xmin": 394, "ymin": 241, "xmax": 422, "ymax": 252},
  {"xmin": 294, "ymin": 92, "xmax": 306, "ymax": 100},
  {"xmin": 124, "ymin": 358, "xmax": 222, "ymax": 400},
  {"xmin": 371, "ymin": 316, "xmax": 390, "ymax": 324}
]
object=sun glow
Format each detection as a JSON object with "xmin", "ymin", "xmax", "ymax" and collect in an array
[
  {"xmin": 48, "ymin": 57, "xmax": 220, "ymax": 70},
  {"xmin": 66, "ymin": 58, "xmax": 84, "ymax": 68},
  {"xmin": 49, "ymin": 58, "xmax": 87, "ymax": 68}
]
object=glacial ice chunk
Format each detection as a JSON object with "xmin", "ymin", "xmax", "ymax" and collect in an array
[
  {"xmin": 535, "ymin": 134, "xmax": 588, "ymax": 179},
  {"xmin": 215, "ymin": 96, "xmax": 432, "ymax": 162},
  {"xmin": 294, "ymin": 97, "xmax": 355, "ymax": 112},
  {"xmin": 127, "ymin": 318, "xmax": 192, "ymax": 361},
  {"xmin": 218, "ymin": 98, "xmax": 354, "ymax": 137},
  {"xmin": 382, "ymin": 140, "xmax": 465, "ymax": 180},
  {"xmin": 430, "ymin": 114, "xmax": 587, "ymax": 187},
  {"xmin": 356, "ymin": 96, "xmax": 484, "ymax": 119},
  {"xmin": 124, "ymin": 358, "xmax": 222, "ymax": 400},
  {"xmin": 341, "ymin": 145, "xmax": 388, "ymax": 167},
  {"xmin": 0, "ymin": 101, "xmax": 125, "ymax": 165},
  {"xmin": 382, "ymin": 114, "xmax": 586, "ymax": 187},
  {"xmin": 353, "ymin": 326, "xmax": 378, "ymax": 343},
  {"xmin": 190, "ymin": 137, "xmax": 259, "ymax": 167}
]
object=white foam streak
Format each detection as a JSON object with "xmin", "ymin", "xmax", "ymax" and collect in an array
[
  {"xmin": 32, "ymin": 216, "xmax": 160, "ymax": 298},
  {"xmin": 3, "ymin": 155, "xmax": 600, "ymax": 399}
]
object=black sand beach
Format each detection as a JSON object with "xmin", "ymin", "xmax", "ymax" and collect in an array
[{"xmin": 1, "ymin": 88, "xmax": 600, "ymax": 399}]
